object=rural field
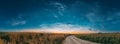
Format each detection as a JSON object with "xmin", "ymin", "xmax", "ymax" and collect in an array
[
  {"xmin": 0, "ymin": 32, "xmax": 67, "ymax": 44},
  {"xmin": 0, "ymin": 32, "xmax": 120, "ymax": 44},
  {"xmin": 75, "ymin": 33, "xmax": 120, "ymax": 44}
]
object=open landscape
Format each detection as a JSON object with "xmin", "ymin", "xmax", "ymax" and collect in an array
[
  {"xmin": 0, "ymin": 0, "xmax": 120, "ymax": 44},
  {"xmin": 0, "ymin": 32, "xmax": 120, "ymax": 44}
]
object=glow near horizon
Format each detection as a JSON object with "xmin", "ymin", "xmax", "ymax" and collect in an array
[{"xmin": 19, "ymin": 23, "xmax": 99, "ymax": 33}]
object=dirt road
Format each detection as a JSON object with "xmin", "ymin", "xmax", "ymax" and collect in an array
[{"xmin": 62, "ymin": 35, "xmax": 99, "ymax": 44}]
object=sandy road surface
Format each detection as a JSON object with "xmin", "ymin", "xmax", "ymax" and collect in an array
[{"xmin": 62, "ymin": 35, "xmax": 99, "ymax": 44}]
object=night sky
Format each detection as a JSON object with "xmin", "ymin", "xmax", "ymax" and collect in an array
[{"xmin": 0, "ymin": 0, "xmax": 120, "ymax": 32}]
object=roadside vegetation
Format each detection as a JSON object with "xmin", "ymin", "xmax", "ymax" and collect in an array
[
  {"xmin": 0, "ymin": 32, "xmax": 120, "ymax": 44},
  {"xmin": 0, "ymin": 32, "xmax": 66, "ymax": 44},
  {"xmin": 76, "ymin": 33, "xmax": 120, "ymax": 44}
]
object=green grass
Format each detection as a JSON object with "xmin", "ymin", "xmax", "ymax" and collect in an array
[{"xmin": 75, "ymin": 33, "xmax": 120, "ymax": 44}]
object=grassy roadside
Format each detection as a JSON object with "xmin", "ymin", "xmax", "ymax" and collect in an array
[
  {"xmin": 0, "ymin": 32, "xmax": 67, "ymax": 44},
  {"xmin": 75, "ymin": 33, "xmax": 120, "ymax": 44}
]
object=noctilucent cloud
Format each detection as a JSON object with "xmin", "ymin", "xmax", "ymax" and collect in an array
[{"xmin": 0, "ymin": 0, "xmax": 120, "ymax": 32}]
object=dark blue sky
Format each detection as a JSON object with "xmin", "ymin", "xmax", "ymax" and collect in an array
[{"xmin": 0, "ymin": 0, "xmax": 120, "ymax": 32}]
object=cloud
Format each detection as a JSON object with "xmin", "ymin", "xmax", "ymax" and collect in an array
[
  {"xmin": 86, "ymin": 13, "xmax": 96, "ymax": 23},
  {"xmin": 10, "ymin": 14, "xmax": 27, "ymax": 26},
  {"xmin": 53, "ymin": 14, "xmax": 59, "ymax": 18},
  {"xmin": 106, "ymin": 17, "xmax": 113, "ymax": 21},
  {"xmin": 11, "ymin": 20, "xmax": 26, "ymax": 26},
  {"xmin": 20, "ymin": 23, "xmax": 98, "ymax": 33},
  {"xmin": 49, "ymin": 2, "xmax": 66, "ymax": 16},
  {"xmin": 115, "ymin": 12, "xmax": 120, "ymax": 16},
  {"xmin": 51, "ymin": 2, "xmax": 66, "ymax": 11}
]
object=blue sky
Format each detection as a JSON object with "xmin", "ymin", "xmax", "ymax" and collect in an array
[{"xmin": 0, "ymin": 0, "xmax": 120, "ymax": 32}]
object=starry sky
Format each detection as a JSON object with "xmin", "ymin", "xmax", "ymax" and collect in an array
[{"xmin": 0, "ymin": 0, "xmax": 120, "ymax": 32}]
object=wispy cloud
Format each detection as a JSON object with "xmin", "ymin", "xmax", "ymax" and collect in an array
[
  {"xmin": 49, "ymin": 2, "xmax": 66, "ymax": 18},
  {"xmin": 116, "ymin": 12, "xmax": 120, "ymax": 16},
  {"xmin": 11, "ymin": 20, "xmax": 26, "ymax": 26},
  {"xmin": 51, "ymin": 2, "xmax": 66, "ymax": 11},
  {"xmin": 9, "ymin": 14, "xmax": 27, "ymax": 26}
]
